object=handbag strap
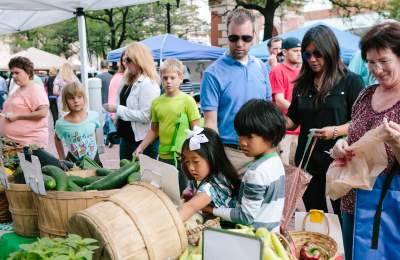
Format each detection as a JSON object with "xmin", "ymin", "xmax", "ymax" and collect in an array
[
  {"xmin": 371, "ymin": 171, "xmax": 395, "ymax": 249},
  {"xmin": 299, "ymin": 132, "xmax": 317, "ymax": 171}
]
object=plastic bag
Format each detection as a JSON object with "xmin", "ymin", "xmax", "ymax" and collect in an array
[{"xmin": 326, "ymin": 127, "xmax": 388, "ymax": 200}]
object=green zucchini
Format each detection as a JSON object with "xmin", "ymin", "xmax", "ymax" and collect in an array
[
  {"xmin": 67, "ymin": 179, "xmax": 84, "ymax": 192},
  {"xmin": 95, "ymin": 168, "xmax": 114, "ymax": 176},
  {"xmin": 42, "ymin": 165, "xmax": 68, "ymax": 191},
  {"xmin": 119, "ymin": 159, "xmax": 131, "ymax": 167},
  {"xmin": 68, "ymin": 176, "xmax": 104, "ymax": 186},
  {"xmin": 84, "ymin": 162, "xmax": 140, "ymax": 191},
  {"xmin": 127, "ymin": 171, "xmax": 141, "ymax": 184},
  {"xmin": 43, "ymin": 174, "xmax": 56, "ymax": 190}
]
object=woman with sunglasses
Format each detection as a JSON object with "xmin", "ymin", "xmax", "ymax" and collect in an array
[
  {"xmin": 285, "ymin": 25, "xmax": 364, "ymax": 216},
  {"xmin": 103, "ymin": 42, "xmax": 160, "ymax": 160}
]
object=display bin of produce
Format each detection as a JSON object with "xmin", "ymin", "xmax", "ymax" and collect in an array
[
  {"xmin": 0, "ymin": 185, "xmax": 11, "ymax": 223},
  {"xmin": 68, "ymin": 182, "xmax": 188, "ymax": 260},
  {"xmin": 36, "ymin": 167, "xmax": 120, "ymax": 238},
  {"xmin": 5, "ymin": 183, "xmax": 39, "ymax": 237},
  {"xmin": 290, "ymin": 231, "xmax": 338, "ymax": 260}
]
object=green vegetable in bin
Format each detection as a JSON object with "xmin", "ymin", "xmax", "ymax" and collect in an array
[
  {"xmin": 83, "ymin": 162, "xmax": 140, "ymax": 191},
  {"xmin": 95, "ymin": 168, "xmax": 114, "ymax": 176},
  {"xmin": 43, "ymin": 174, "xmax": 56, "ymax": 190},
  {"xmin": 119, "ymin": 159, "xmax": 131, "ymax": 167},
  {"xmin": 127, "ymin": 171, "xmax": 141, "ymax": 184},
  {"xmin": 67, "ymin": 179, "xmax": 84, "ymax": 192},
  {"xmin": 42, "ymin": 165, "xmax": 68, "ymax": 191}
]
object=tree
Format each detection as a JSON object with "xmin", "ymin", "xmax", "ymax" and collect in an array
[
  {"xmin": 235, "ymin": 0, "xmax": 390, "ymax": 41},
  {"xmin": 388, "ymin": 0, "xmax": 400, "ymax": 19},
  {"xmin": 9, "ymin": 1, "xmax": 207, "ymax": 58}
]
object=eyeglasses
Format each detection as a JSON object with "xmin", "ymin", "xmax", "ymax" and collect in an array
[
  {"xmin": 367, "ymin": 60, "xmax": 393, "ymax": 70},
  {"xmin": 227, "ymin": 34, "xmax": 254, "ymax": 43},
  {"xmin": 302, "ymin": 50, "xmax": 323, "ymax": 61},
  {"xmin": 123, "ymin": 57, "xmax": 133, "ymax": 64}
]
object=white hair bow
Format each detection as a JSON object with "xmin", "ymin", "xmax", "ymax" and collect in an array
[{"xmin": 185, "ymin": 126, "xmax": 209, "ymax": 151}]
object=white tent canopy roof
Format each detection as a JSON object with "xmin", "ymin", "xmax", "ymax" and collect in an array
[
  {"xmin": 0, "ymin": 0, "xmax": 156, "ymax": 35},
  {"xmin": 0, "ymin": 47, "xmax": 77, "ymax": 70},
  {"xmin": 0, "ymin": 0, "xmax": 157, "ymax": 97}
]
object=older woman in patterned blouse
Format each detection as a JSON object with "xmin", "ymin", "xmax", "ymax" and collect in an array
[{"xmin": 331, "ymin": 21, "xmax": 400, "ymax": 260}]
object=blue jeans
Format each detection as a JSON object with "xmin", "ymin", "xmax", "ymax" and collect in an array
[
  {"xmin": 119, "ymin": 137, "xmax": 158, "ymax": 161},
  {"xmin": 342, "ymin": 212, "xmax": 354, "ymax": 260}
]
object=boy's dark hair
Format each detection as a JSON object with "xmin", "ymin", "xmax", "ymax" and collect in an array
[
  {"xmin": 234, "ymin": 99, "xmax": 285, "ymax": 147},
  {"xmin": 181, "ymin": 127, "xmax": 240, "ymax": 195}
]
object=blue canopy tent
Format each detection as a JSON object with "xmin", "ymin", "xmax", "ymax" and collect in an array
[
  {"xmin": 107, "ymin": 34, "xmax": 226, "ymax": 62},
  {"xmin": 249, "ymin": 23, "xmax": 360, "ymax": 64}
]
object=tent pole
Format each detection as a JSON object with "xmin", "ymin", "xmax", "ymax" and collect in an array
[{"xmin": 76, "ymin": 7, "xmax": 89, "ymax": 101}]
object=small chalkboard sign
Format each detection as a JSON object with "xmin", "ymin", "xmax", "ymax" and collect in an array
[{"xmin": 202, "ymin": 228, "xmax": 263, "ymax": 260}]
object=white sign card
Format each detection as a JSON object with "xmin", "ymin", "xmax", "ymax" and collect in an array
[
  {"xmin": 202, "ymin": 228, "xmax": 263, "ymax": 260},
  {"xmin": 139, "ymin": 154, "xmax": 181, "ymax": 206},
  {"xmin": 18, "ymin": 153, "xmax": 46, "ymax": 195}
]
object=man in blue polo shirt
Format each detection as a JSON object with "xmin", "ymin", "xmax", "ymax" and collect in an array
[{"xmin": 200, "ymin": 7, "xmax": 272, "ymax": 171}]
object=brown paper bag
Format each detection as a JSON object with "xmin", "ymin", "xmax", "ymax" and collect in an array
[{"xmin": 326, "ymin": 127, "xmax": 388, "ymax": 200}]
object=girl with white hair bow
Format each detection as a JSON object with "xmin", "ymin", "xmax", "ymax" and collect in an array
[{"xmin": 178, "ymin": 126, "xmax": 240, "ymax": 222}]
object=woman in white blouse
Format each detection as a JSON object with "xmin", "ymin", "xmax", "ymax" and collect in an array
[{"xmin": 104, "ymin": 42, "xmax": 160, "ymax": 160}]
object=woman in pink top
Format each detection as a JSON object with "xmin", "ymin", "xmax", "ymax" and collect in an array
[
  {"xmin": 108, "ymin": 50, "xmax": 126, "ymax": 105},
  {"xmin": 0, "ymin": 57, "xmax": 49, "ymax": 148}
]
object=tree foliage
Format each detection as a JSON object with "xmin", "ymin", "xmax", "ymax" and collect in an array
[
  {"xmin": 388, "ymin": 0, "xmax": 400, "ymax": 19},
  {"xmin": 235, "ymin": 0, "xmax": 390, "ymax": 41},
  {"xmin": 9, "ymin": 1, "xmax": 206, "ymax": 58}
]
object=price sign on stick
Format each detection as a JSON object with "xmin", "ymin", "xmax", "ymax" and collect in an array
[{"xmin": 18, "ymin": 153, "xmax": 46, "ymax": 195}]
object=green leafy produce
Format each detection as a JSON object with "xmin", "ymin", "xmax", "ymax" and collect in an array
[
  {"xmin": 84, "ymin": 162, "xmax": 139, "ymax": 191},
  {"xmin": 80, "ymin": 156, "xmax": 101, "ymax": 170},
  {"xmin": 42, "ymin": 165, "xmax": 67, "ymax": 191},
  {"xmin": 43, "ymin": 174, "xmax": 56, "ymax": 190},
  {"xmin": 8, "ymin": 234, "xmax": 98, "ymax": 260}
]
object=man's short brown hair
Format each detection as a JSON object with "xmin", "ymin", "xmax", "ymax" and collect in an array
[{"xmin": 226, "ymin": 7, "xmax": 255, "ymax": 31}]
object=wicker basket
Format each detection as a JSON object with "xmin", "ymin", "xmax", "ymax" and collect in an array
[
  {"xmin": 289, "ymin": 231, "xmax": 338, "ymax": 259},
  {"xmin": 186, "ymin": 217, "xmax": 220, "ymax": 246},
  {"xmin": 0, "ymin": 186, "xmax": 11, "ymax": 223}
]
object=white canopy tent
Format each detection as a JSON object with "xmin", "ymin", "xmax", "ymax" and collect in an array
[
  {"xmin": 0, "ymin": 47, "xmax": 78, "ymax": 70},
  {"xmin": 0, "ymin": 0, "xmax": 157, "ymax": 95}
]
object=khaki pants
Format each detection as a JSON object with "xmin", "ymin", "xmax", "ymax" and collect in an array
[
  {"xmin": 224, "ymin": 146, "xmax": 253, "ymax": 176},
  {"xmin": 278, "ymin": 134, "xmax": 298, "ymax": 166}
]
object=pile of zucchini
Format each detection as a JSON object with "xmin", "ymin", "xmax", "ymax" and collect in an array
[{"xmin": 41, "ymin": 159, "xmax": 141, "ymax": 192}]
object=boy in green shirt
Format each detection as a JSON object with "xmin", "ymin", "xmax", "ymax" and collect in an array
[{"xmin": 135, "ymin": 59, "xmax": 200, "ymax": 192}]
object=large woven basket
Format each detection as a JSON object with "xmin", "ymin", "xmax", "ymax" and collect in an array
[
  {"xmin": 0, "ymin": 186, "xmax": 11, "ymax": 223},
  {"xmin": 289, "ymin": 231, "xmax": 338, "ymax": 259}
]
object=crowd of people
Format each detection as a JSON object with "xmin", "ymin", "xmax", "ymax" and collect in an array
[{"xmin": 0, "ymin": 7, "xmax": 399, "ymax": 259}]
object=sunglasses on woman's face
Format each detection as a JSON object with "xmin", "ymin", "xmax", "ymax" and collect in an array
[
  {"xmin": 227, "ymin": 34, "xmax": 254, "ymax": 43},
  {"xmin": 302, "ymin": 50, "xmax": 323, "ymax": 61}
]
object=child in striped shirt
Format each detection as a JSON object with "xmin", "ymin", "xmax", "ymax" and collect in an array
[{"xmin": 212, "ymin": 99, "xmax": 286, "ymax": 231}]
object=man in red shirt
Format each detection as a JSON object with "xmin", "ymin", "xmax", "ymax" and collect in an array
[{"xmin": 269, "ymin": 37, "xmax": 302, "ymax": 165}]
